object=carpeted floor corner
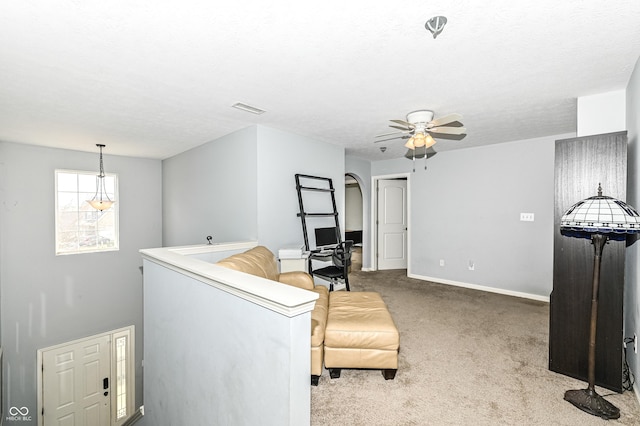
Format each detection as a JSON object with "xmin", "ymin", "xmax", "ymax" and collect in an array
[{"xmin": 310, "ymin": 269, "xmax": 640, "ymax": 425}]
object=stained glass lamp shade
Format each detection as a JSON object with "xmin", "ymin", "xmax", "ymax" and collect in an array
[
  {"xmin": 561, "ymin": 186, "xmax": 640, "ymax": 239},
  {"xmin": 560, "ymin": 185, "xmax": 640, "ymax": 420}
]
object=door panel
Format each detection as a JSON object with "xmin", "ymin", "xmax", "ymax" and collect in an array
[
  {"xmin": 383, "ymin": 232, "xmax": 406, "ymax": 261},
  {"xmin": 377, "ymin": 179, "xmax": 407, "ymax": 270}
]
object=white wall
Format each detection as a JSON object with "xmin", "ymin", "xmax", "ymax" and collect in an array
[
  {"xmin": 345, "ymin": 185, "xmax": 363, "ymax": 230},
  {"xmin": 140, "ymin": 252, "xmax": 312, "ymax": 426},
  {"xmin": 577, "ymin": 90, "xmax": 626, "ymax": 137},
  {"xmin": 372, "ymin": 134, "xmax": 572, "ymax": 299},
  {"xmin": 162, "ymin": 125, "xmax": 345, "ymax": 255},
  {"xmin": 625, "ymin": 56, "xmax": 640, "ymax": 397},
  {"xmin": 256, "ymin": 126, "xmax": 345, "ymax": 254},
  {"xmin": 162, "ymin": 126, "xmax": 258, "ymax": 247},
  {"xmin": 0, "ymin": 142, "xmax": 162, "ymax": 422}
]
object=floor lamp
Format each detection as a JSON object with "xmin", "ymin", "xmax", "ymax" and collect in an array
[{"xmin": 560, "ymin": 184, "xmax": 640, "ymax": 420}]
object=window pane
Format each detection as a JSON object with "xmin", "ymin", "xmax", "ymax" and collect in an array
[
  {"xmin": 56, "ymin": 231, "xmax": 79, "ymax": 252},
  {"xmin": 58, "ymin": 193, "xmax": 78, "ymax": 211},
  {"xmin": 80, "ymin": 191, "xmax": 96, "ymax": 209},
  {"xmin": 57, "ymin": 172, "xmax": 78, "ymax": 192},
  {"xmin": 55, "ymin": 170, "xmax": 119, "ymax": 255},
  {"xmin": 116, "ymin": 336, "xmax": 128, "ymax": 419},
  {"xmin": 79, "ymin": 173, "xmax": 97, "ymax": 193},
  {"xmin": 103, "ymin": 175, "xmax": 116, "ymax": 195},
  {"xmin": 57, "ymin": 212, "xmax": 80, "ymax": 232}
]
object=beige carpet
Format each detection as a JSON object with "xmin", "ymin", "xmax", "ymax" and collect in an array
[{"xmin": 310, "ymin": 269, "xmax": 640, "ymax": 425}]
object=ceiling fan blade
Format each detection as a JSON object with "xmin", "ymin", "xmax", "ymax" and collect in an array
[
  {"xmin": 389, "ymin": 125, "xmax": 413, "ymax": 131},
  {"xmin": 375, "ymin": 130, "xmax": 408, "ymax": 138},
  {"xmin": 374, "ymin": 135, "xmax": 410, "ymax": 143},
  {"xmin": 429, "ymin": 113, "xmax": 463, "ymax": 127},
  {"xmin": 390, "ymin": 119, "xmax": 414, "ymax": 129},
  {"xmin": 429, "ymin": 126, "xmax": 467, "ymax": 135}
]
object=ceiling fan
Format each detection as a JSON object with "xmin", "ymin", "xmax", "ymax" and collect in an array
[
  {"xmin": 375, "ymin": 110, "xmax": 466, "ymax": 171},
  {"xmin": 375, "ymin": 109, "xmax": 466, "ymax": 150}
]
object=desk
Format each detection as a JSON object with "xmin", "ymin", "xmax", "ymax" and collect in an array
[
  {"xmin": 310, "ymin": 250, "xmax": 332, "ymax": 259},
  {"xmin": 280, "ymin": 253, "xmax": 310, "ymax": 273}
]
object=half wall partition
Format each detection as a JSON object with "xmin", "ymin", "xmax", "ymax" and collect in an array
[{"xmin": 140, "ymin": 241, "xmax": 318, "ymax": 425}]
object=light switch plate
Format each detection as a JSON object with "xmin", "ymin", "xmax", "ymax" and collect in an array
[{"xmin": 520, "ymin": 213, "xmax": 535, "ymax": 222}]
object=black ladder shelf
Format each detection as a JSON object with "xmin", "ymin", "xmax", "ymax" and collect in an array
[{"xmin": 294, "ymin": 174, "xmax": 341, "ymax": 252}]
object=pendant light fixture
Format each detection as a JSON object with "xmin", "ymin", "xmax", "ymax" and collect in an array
[{"xmin": 87, "ymin": 144, "xmax": 115, "ymax": 211}]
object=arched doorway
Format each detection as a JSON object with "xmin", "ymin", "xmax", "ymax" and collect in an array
[{"xmin": 345, "ymin": 173, "xmax": 363, "ymax": 270}]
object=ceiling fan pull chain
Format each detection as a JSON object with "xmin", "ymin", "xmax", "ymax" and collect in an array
[{"xmin": 412, "ymin": 150, "xmax": 416, "ymax": 172}]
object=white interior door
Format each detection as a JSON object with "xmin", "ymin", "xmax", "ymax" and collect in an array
[
  {"xmin": 377, "ymin": 178, "xmax": 407, "ymax": 270},
  {"xmin": 42, "ymin": 335, "xmax": 111, "ymax": 426}
]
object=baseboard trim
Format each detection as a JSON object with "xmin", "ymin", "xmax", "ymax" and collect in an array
[
  {"xmin": 122, "ymin": 408, "xmax": 144, "ymax": 426},
  {"xmin": 407, "ymin": 272, "xmax": 550, "ymax": 303}
]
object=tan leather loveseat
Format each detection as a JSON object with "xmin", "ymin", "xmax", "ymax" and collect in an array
[{"xmin": 217, "ymin": 246, "xmax": 329, "ymax": 385}]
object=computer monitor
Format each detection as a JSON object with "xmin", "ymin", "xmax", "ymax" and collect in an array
[{"xmin": 314, "ymin": 227, "xmax": 339, "ymax": 249}]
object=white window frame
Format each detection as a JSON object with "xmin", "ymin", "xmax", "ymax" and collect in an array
[{"xmin": 55, "ymin": 169, "xmax": 119, "ymax": 255}]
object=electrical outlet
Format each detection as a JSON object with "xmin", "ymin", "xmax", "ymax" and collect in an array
[
  {"xmin": 439, "ymin": 259, "xmax": 445, "ymax": 267},
  {"xmin": 468, "ymin": 260, "xmax": 475, "ymax": 271}
]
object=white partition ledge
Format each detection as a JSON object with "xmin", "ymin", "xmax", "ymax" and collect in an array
[
  {"xmin": 140, "ymin": 240, "xmax": 314, "ymax": 425},
  {"xmin": 140, "ymin": 241, "xmax": 318, "ymax": 317}
]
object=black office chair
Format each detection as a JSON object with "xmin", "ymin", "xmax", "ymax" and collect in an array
[{"xmin": 311, "ymin": 240, "xmax": 353, "ymax": 291}]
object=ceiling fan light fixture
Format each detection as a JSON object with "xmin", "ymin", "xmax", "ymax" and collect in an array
[
  {"xmin": 377, "ymin": 109, "xmax": 464, "ymax": 171},
  {"xmin": 413, "ymin": 133, "xmax": 427, "ymax": 147},
  {"xmin": 425, "ymin": 134, "xmax": 436, "ymax": 148},
  {"xmin": 404, "ymin": 138, "xmax": 414, "ymax": 149},
  {"xmin": 405, "ymin": 132, "xmax": 436, "ymax": 150}
]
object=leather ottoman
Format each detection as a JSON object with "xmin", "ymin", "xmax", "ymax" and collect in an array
[{"xmin": 324, "ymin": 291, "xmax": 399, "ymax": 380}]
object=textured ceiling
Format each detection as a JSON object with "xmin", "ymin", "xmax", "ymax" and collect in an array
[{"xmin": 1, "ymin": 1, "xmax": 639, "ymax": 161}]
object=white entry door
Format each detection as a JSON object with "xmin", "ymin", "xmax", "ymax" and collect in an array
[
  {"xmin": 377, "ymin": 178, "xmax": 408, "ymax": 270},
  {"xmin": 41, "ymin": 335, "xmax": 111, "ymax": 426}
]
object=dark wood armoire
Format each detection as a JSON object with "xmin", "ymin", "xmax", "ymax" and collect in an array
[{"xmin": 550, "ymin": 131, "xmax": 627, "ymax": 392}]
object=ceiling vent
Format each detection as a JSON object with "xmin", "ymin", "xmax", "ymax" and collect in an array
[{"xmin": 231, "ymin": 102, "xmax": 266, "ymax": 115}]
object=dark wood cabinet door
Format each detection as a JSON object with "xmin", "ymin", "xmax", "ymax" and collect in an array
[{"xmin": 550, "ymin": 131, "xmax": 627, "ymax": 393}]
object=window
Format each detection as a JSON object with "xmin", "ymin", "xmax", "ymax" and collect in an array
[
  {"xmin": 111, "ymin": 327, "xmax": 135, "ymax": 424},
  {"xmin": 55, "ymin": 169, "xmax": 119, "ymax": 255}
]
